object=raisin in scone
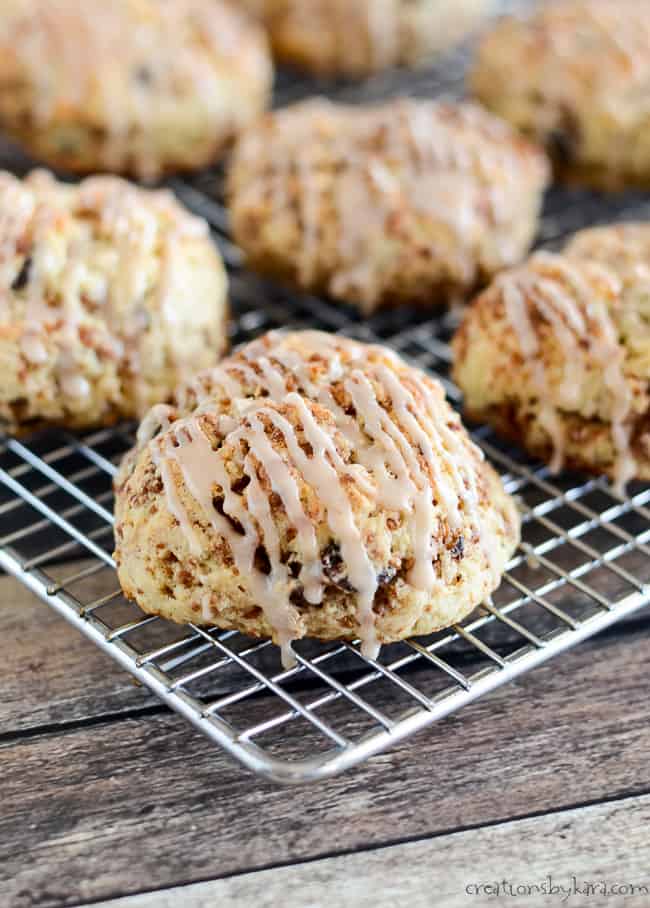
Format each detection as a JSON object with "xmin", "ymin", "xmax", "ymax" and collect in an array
[
  {"xmin": 452, "ymin": 224, "xmax": 650, "ymax": 492},
  {"xmin": 0, "ymin": 0, "xmax": 272, "ymax": 180},
  {"xmin": 240, "ymin": 0, "xmax": 490, "ymax": 77},
  {"xmin": 227, "ymin": 98, "xmax": 550, "ymax": 314},
  {"xmin": 0, "ymin": 170, "xmax": 228, "ymax": 434},
  {"xmin": 470, "ymin": 0, "xmax": 650, "ymax": 189},
  {"xmin": 114, "ymin": 330, "xmax": 520, "ymax": 664}
]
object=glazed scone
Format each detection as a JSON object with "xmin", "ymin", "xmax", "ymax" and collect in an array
[
  {"xmin": 114, "ymin": 330, "xmax": 520, "ymax": 664},
  {"xmin": 470, "ymin": 0, "xmax": 650, "ymax": 189},
  {"xmin": 452, "ymin": 224, "xmax": 650, "ymax": 491},
  {"xmin": 0, "ymin": 0, "xmax": 272, "ymax": 180},
  {"xmin": 227, "ymin": 98, "xmax": 550, "ymax": 314},
  {"xmin": 0, "ymin": 170, "xmax": 228, "ymax": 434},
  {"xmin": 240, "ymin": 0, "xmax": 490, "ymax": 77}
]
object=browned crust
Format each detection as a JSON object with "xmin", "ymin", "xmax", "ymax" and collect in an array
[
  {"xmin": 114, "ymin": 331, "xmax": 520, "ymax": 646},
  {"xmin": 469, "ymin": 1, "xmax": 650, "ymax": 191},
  {"xmin": 228, "ymin": 99, "xmax": 549, "ymax": 313},
  {"xmin": 462, "ymin": 403, "xmax": 650, "ymax": 483},
  {"xmin": 0, "ymin": 1, "xmax": 272, "ymax": 179},
  {"xmin": 0, "ymin": 123, "xmax": 242, "ymax": 181}
]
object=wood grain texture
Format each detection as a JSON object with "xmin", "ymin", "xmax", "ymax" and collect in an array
[
  {"xmin": 83, "ymin": 794, "xmax": 650, "ymax": 908},
  {"xmin": 3, "ymin": 566, "xmax": 649, "ymax": 736},
  {"xmin": 1, "ymin": 573, "xmax": 157, "ymax": 733},
  {"xmin": 2, "ymin": 626, "xmax": 649, "ymax": 908}
]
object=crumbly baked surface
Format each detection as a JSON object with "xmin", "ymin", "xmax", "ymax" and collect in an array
[
  {"xmin": 452, "ymin": 223, "xmax": 650, "ymax": 490},
  {"xmin": 114, "ymin": 330, "xmax": 520, "ymax": 663},
  {"xmin": 0, "ymin": 0, "xmax": 272, "ymax": 180},
  {"xmin": 240, "ymin": 0, "xmax": 490, "ymax": 76},
  {"xmin": 227, "ymin": 98, "xmax": 550, "ymax": 314},
  {"xmin": 0, "ymin": 170, "xmax": 229, "ymax": 434},
  {"xmin": 470, "ymin": 0, "xmax": 650, "ymax": 189}
]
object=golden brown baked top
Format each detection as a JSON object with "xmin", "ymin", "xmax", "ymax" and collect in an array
[
  {"xmin": 0, "ymin": 0, "xmax": 271, "ymax": 178},
  {"xmin": 565, "ymin": 223, "xmax": 650, "ymax": 393},
  {"xmin": 228, "ymin": 97, "xmax": 550, "ymax": 311},
  {"xmin": 453, "ymin": 225, "xmax": 650, "ymax": 491},
  {"xmin": 471, "ymin": 0, "xmax": 650, "ymax": 123},
  {"xmin": 0, "ymin": 169, "xmax": 221, "ymax": 410},
  {"xmin": 240, "ymin": 0, "xmax": 489, "ymax": 75},
  {"xmin": 121, "ymin": 329, "xmax": 511, "ymax": 663}
]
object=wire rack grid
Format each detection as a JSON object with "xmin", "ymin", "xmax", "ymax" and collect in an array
[{"xmin": 2, "ymin": 26, "xmax": 650, "ymax": 784}]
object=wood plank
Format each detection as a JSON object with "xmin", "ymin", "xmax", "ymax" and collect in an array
[
  {"xmin": 2, "ymin": 629, "xmax": 649, "ymax": 908},
  {"xmin": 84, "ymin": 794, "xmax": 650, "ymax": 908},
  {"xmin": 3, "ymin": 565, "xmax": 649, "ymax": 734},
  {"xmin": 1, "ymin": 571, "xmax": 157, "ymax": 733},
  {"xmin": 1, "ymin": 564, "xmax": 288, "ymax": 733}
]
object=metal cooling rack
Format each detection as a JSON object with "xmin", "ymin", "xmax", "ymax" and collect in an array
[{"xmin": 2, "ymin": 14, "xmax": 650, "ymax": 783}]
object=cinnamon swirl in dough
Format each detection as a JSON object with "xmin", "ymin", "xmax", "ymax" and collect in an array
[
  {"xmin": 240, "ymin": 0, "xmax": 490, "ymax": 77},
  {"xmin": 0, "ymin": 0, "xmax": 272, "ymax": 180},
  {"xmin": 470, "ymin": 0, "xmax": 650, "ymax": 188},
  {"xmin": 452, "ymin": 223, "xmax": 650, "ymax": 491},
  {"xmin": 0, "ymin": 170, "xmax": 228, "ymax": 434},
  {"xmin": 227, "ymin": 98, "xmax": 550, "ymax": 314},
  {"xmin": 114, "ymin": 330, "xmax": 520, "ymax": 664}
]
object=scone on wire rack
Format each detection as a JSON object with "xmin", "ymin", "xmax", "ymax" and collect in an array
[
  {"xmin": 227, "ymin": 98, "xmax": 550, "ymax": 315},
  {"xmin": 0, "ymin": 170, "xmax": 229, "ymax": 434},
  {"xmin": 239, "ymin": 0, "xmax": 491, "ymax": 77},
  {"xmin": 469, "ymin": 0, "xmax": 650, "ymax": 189},
  {"xmin": 452, "ymin": 223, "xmax": 650, "ymax": 493},
  {"xmin": 0, "ymin": 0, "xmax": 272, "ymax": 180},
  {"xmin": 114, "ymin": 330, "xmax": 520, "ymax": 666}
]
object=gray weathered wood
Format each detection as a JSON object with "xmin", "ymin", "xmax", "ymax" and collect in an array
[
  {"xmin": 3, "ymin": 566, "xmax": 648, "ymax": 735},
  {"xmin": 2, "ymin": 627, "xmax": 649, "ymax": 908},
  {"xmin": 1, "ymin": 572, "xmax": 157, "ymax": 733},
  {"xmin": 83, "ymin": 793, "xmax": 650, "ymax": 908}
]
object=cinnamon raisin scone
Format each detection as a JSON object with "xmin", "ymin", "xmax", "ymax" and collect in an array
[
  {"xmin": 240, "ymin": 0, "xmax": 490, "ymax": 77},
  {"xmin": 114, "ymin": 330, "xmax": 520, "ymax": 664},
  {"xmin": 452, "ymin": 224, "xmax": 650, "ymax": 491},
  {"xmin": 227, "ymin": 98, "xmax": 550, "ymax": 314},
  {"xmin": 0, "ymin": 0, "xmax": 272, "ymax": 180},
  {"xmin": 0, "ymin": 170, "xmax": 228, "ymax": 434},
  {"xmin": 470, "ymin": 0, "xmax": 650, "ymax": 189}
]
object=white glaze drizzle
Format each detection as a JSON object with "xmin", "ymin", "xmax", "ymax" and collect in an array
[
  {"xmin": 499, "ymin": 252, "xmax": 634, "ymax": 491},
  {"xmin": 234, "ymin": 99, "xmax": 544, "ymax": 312},
  {"xmin": 152, "ymin": 451, "xmax": 203, "ymax": 557},
  {"xmin": 546, "ymin": 1, "xmax": 650, "ymax": 85},
  {"xmin": 242, "ymin": 448, "xmax": 298, "ymax": 668},
  {"xmin": 6, "ymin": 0, "xmax": 257, "ymax": 179},
  {"xmin": 19, "ymin": 332, "xmax": 48, "ymax": 365},
  {"xmin": 154, "ymin": 413, "xmax": 301, "ymax": 666},
  {"xmin": 149, "ymin": 331, "xmax": 490, "ymax": 662},
  {"xmin": 501, "ymin": 272, "xmax": 568, "ymax": 474},
  {"xmin": 344, "ymin": 368, "xmax": 439, "ymax": 593},
  {"xmin": 520, "ymin": 0, "xmax": 650, "ymax": 147},
  {"xmin": 0, "ymin": 169, "xmax": 208, "ymax": 408},
  {"xmin": 136, "ymin": 403, "xmax": 175, "ymax": 448},
  {"xmin": 267, "ymin": 396, "xmax": 380, "ymax": 659},
  {"xmin": 243, "ymin": 408, "xmax": 323, "ymax": 606}
]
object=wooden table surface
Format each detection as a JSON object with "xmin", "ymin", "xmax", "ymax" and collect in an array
[{"xmin": 2, "ymin": 570, "xmax": 649, "ymax": 908}]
